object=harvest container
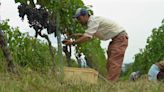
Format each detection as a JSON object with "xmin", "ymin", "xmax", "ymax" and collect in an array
[{"xmin": 64, "ymin": 67, "xmax": 99, "ymax": 84}]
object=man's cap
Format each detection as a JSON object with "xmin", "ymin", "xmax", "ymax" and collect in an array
[{"xmin": 73, "ymin": 8, "xmax": 89, "ymax": 18}]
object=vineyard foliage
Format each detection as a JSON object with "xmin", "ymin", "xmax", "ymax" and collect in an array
[
  {"xmin": 128, "ymin": 19, "xmax": 164, "ymax": 74},
  {"xmin": 14, "ymin": 0, "xmax": 107, "ymax": 75},
  {"xmin": 0, "ymin": 20, "xmax": 56, "ymax": 71}
]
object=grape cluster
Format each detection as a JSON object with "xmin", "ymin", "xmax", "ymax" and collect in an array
[{"xmin": 18, "ymin": 4, "xmax": 56, "ymax": 36}]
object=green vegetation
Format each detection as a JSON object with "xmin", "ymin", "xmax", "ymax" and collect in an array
[
  {"xmin": 15, "ymin": 0, "xmax": 107, "ymax": 75},
  {"xmin": 0, "ymin": 71, "xmax": 164, "ymax": 92},
  {"xmin": 125, "ymin": 19, "xmax": 164, "ymax": 77},
  {"xmin": 0, "ymin": 0, "xmax": 164, "ymax": 91},
  {"xmin": 0, "ymin": 20, "xmax": 56, "ymax": 71}
]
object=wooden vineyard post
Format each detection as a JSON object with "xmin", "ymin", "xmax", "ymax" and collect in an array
[{"xmin": 55, "ymin": 3, "xmax": 64, "ymax": 82}]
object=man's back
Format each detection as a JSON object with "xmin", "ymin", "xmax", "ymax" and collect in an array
[{"xmin": 84, "ymin": 15, "xmax": 125, "ymax": 40}]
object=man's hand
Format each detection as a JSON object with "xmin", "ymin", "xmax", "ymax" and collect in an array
[
  {"xmin": 62, "ymin": 35, "xmax": 91, "ymax": 45},
  {"xmin": 62, "ymin": 40, "xmax": 73, "ymax": 45}
]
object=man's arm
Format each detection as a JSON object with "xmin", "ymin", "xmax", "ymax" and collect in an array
[
  {"xmin": 70, "ymin": 33, "xmax": 83, "ymax": 38},
  {"xmin": 74, "ymin": 35, "xmax": 91, "ymax": 43},
  {"xmin": 63, "ymin": 35, "xmax": 91, "ymax": 45}
]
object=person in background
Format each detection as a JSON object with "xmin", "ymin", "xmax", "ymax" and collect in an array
[
  {"xmin": 148, "ymin": 60, "xmax": 164, "ymax": 81},
  {"xmin": 129, "ymin": 71, "xmax": 141, "ymax": 81}
]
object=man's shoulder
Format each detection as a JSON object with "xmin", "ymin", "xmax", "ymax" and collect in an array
[
  {"xmin": 90, "ymin": 15, "xmax": 104, "ymax": 19},
  {"xmin": 89, "ymin": 15, "xmax": 106, "ymax": 23}
]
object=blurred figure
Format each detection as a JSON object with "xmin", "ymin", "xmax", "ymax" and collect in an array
[
  {"xmin": 129, "ymin": 71, "xmax": 141, "ymax": 81},
  {"xmin": 75, "ymin": 53, "xmax": 87, "ymax": 68},
  {"xmin": 148, "ymin": 60, "xmax": 164, "ymax": 81}
]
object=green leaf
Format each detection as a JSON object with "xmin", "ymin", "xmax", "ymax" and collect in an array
[
  {"xmin": 15, "ymin": 0, "xmax": 27, "ymax": 3},
  {"xmin": 37, "ymin": 0, "xmax": 51, "ymax": 7},
  {"xmin": 162, "ymin": 18, "xmax": 164, "ymax": 24}
]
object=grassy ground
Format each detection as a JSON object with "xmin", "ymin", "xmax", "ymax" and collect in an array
[{"xmin": 0, "ymin": 68, "xmax": 164, "ymax": 92}]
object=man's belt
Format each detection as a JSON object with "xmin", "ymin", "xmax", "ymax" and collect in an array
[
  {"xmin": 112, "ymin": 30, "xmax": 127, "ymax": 40},
  {"xmin": 117, "ymin": 30, "xmax": 127, "ymax": 36}
]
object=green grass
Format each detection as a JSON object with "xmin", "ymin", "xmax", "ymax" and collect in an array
[{"xmin": 0, "ymin": 68, "xmax": 164, "ymax": 92}]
